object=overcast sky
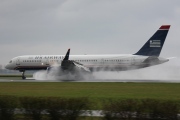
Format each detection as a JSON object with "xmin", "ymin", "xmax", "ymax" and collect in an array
[{"xmin": 0, "ymin": 0, "xmax": 180, "ymax": 66}]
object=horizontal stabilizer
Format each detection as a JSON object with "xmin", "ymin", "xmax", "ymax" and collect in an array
[{"xmin": 167, "ymin": 57, "xmax": 176, "ymax": 60}]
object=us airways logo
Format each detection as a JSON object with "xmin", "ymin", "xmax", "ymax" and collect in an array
[{"xmin": 150, "ymin": 40, "xmax": 161, "ymax": 47}]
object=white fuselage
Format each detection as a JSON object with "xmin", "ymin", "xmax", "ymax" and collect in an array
[
  {"xmin": 4, "ymin": 25, "xmax": 171, "ymax": 80},
  {"xmin": 5, "ymin": 54, "xmax": 168, "ymax": 72}
]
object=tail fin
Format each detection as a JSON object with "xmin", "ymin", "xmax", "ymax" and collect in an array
[{"xmin": 134, "ymin": 25, "xmax": 170, "ymax": 56}]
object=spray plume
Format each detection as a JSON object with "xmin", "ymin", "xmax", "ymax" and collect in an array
[{"xmin": 33, "ymin": 59, "xmax": 180, "ymax": 82}]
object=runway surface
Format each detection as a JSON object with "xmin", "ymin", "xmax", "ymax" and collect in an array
[
  {"xmin": 0, "ymin": 78, "xmax": 180, "ymax": 83},
  {"xmin": 2, "ymin": 63, "xmax": 180, "ymax": 83}
]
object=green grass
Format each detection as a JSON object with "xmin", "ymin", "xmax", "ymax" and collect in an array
[
  {"xmin": 0, "ymin": 75, "xmax": 32, "ymax": 80},
  {"xmin": 0, "ymin": 75, "xmax": 22, "ymax": 77},
  {"xmin": 0, "ymin": 82, "xmax": 179, "ymax": 99},
  {"xmin": 0, "ymin": 82, "xmax": 179, "ymax": 109}
]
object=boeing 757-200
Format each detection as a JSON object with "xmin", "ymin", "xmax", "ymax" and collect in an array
[{"xmin": 5, "ymin": 25, "xmax": 171, "ymax": 79}]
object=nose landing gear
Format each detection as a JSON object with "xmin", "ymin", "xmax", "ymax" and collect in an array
[{"xmin": 20, "ymin": 70, "xmax": 26, "ymax": 80}]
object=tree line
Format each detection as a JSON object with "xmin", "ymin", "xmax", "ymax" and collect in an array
[{"xmin": 0, "ymin": 96, "xmax": 179, "ymax": 120}]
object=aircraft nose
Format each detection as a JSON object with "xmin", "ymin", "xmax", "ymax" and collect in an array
[{"xmin": 5, "ymin": 64, "xmax": 10, "ymax": 69}]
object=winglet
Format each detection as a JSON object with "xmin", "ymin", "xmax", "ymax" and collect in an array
[{"xmin": 63, "ymin": 49, "xmax": 70, "ymax": 60}]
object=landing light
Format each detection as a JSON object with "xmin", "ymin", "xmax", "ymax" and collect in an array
[{"xmin": 41, "ymin": 63, "xmax": 44, "ymax": 65}]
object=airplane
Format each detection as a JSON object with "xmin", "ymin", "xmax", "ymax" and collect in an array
[{"xmin": 5, "ymin": 25, "xmax": 171, "ymax": 80}]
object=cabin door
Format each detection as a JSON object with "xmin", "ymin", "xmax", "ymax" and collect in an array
[
  {"xmin": 100, "ymin": 59, "xmax": 104, "ymax": 65},
  {"xmin": 16, "ymin": 58, "xmax": 20, "ymax": 65},
  {"xmin": 131, "ymin": 57, "xmax": 135, "ymax": 65},
  {"xmin": 45, "ymin": 59, "xmax": 49, "ymax": 66}
]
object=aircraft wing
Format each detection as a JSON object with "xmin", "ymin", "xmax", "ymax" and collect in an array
[
  {"xmin": 73, "ymin": 61, "xmax": 91, "ymax": 72},
  {"xmin": 61, "ymin": 49, "xmax": 91, "ymax": 73}
]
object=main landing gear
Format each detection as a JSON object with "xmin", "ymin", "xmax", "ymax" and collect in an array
[{"xmin": 20, "ymin": 70, "xmax": 26, "ymax": 80}]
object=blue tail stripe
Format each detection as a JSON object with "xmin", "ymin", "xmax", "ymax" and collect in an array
[{"xmin": 134, "ymin": 26, "xmax": 170, "ymax": 56}]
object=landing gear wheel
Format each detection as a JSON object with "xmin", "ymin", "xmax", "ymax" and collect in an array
[
  {"xmin": 22, "ymin": 76, "xmax": 26, "ymax": 80},
  {"xmin": 22, "ymin": 71, "xmax": 26, "ymax": 80}
]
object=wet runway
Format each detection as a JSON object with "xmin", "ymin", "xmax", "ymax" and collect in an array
[
  {"xmin": 0, "ymin": 78, "xmax": 180, "ymax": 83},
  {"xmin": 2, "ymin": 63, "xmax": 180, "ymax": 83}
]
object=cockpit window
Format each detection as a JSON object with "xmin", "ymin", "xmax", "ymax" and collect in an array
[{"xmin": 9, "ymin": 60, "xmax": 12, "ymax": 63}]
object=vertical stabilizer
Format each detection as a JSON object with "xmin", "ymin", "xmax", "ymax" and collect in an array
[{"xmin": 134, "ymin": 25, "xmax": 170, "ymax": 56}]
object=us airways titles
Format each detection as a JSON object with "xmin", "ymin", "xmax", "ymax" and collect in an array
[{"xmin": 33, "ymin": 56, "xmax": 64, "ymax": 59}]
